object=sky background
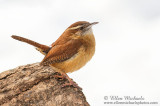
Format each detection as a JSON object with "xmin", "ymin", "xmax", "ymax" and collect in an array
[{"xmin": 0, "ymin": 0, "xmax": 160, "ymax": 105}]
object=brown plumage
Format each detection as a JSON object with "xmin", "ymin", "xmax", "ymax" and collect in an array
[
  {"xmin": 41, "ymin": 39, "xmax": 82, "ymax": 65},
  {"xmin": 11, "ymin": 21, "xmax": 98, "ymax": 89},
  {"xmin": 11, "ymin": 35, "xmax": 51, "ymax": 54}
]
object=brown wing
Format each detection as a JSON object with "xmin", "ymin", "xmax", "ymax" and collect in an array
[{"xmin": 40, "ymin": 39, "xmax": 82, "ymax": 65}]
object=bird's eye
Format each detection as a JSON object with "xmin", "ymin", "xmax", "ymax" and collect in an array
[{"xmin": 80, "ymin": 26, "xmax": 84, "ymax": 30}]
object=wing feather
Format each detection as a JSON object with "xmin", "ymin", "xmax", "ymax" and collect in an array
[{"xmin": 40, "ymin": 39, "xmax": 82, "ymax": 65}]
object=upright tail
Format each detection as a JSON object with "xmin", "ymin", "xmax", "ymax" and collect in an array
[{"xmin": 11, "ymin": 35, "xmax": 51, "ymax": 53}]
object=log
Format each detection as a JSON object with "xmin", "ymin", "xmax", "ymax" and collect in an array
[{"xmin": 0, "ymin": 63, "xmax": 89, "ymax": 106}]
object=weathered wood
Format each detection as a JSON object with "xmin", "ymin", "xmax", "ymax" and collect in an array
[{"xmin": 0, "ymin": 63, "xmax": 89, "ymax": 106}]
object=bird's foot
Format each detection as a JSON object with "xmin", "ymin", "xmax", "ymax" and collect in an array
[
  {"xmin": 53, "ymin": 74, "xmax": 65, "ymax": 80},
  {"xmin": 62, "ymin": 79, "xmax": 82, "ymax": 90},
  {"xmin": 54, "ymin": 72, "xmax": 82, "ymax": 90}
]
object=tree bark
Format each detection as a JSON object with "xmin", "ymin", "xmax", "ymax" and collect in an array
[{"xmin": 0, "ymin": 63, "xmax": 89, "ymax": 106}]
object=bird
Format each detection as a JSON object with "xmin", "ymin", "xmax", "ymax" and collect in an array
[{"xmin": 11, "ymin": 21, "xmax": 98, "ymax": 89}]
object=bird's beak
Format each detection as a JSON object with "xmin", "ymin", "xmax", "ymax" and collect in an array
[
  {"xmin": 86, "ymin": 22, "xmax": 99, "ymax": 29},
  {"xmin": 90, "ymin": 22, "xmax": 99, "ymax": 26},
  {"xmin": 86, "ymin": 22, "xmax": 98, "ymax": 29},
  {"xmin": 81, "ymin": 22, "xmax": 98, "ymax": 36}
]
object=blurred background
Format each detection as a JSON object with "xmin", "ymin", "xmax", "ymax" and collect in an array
[{"xmin": 0, "ymin": 0, "xmax": 160, "ymax": 105}]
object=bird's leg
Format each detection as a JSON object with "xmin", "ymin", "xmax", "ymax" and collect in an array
[
  {"xmin": 61, "ymin": 72, "xmax": 82, "ymax": 90},
  {"xmin": 53, "ymin": 72, "xmax": 65, "ymax": 80},
  {"xmin": 54, "ymin": 72, "xmax": 82, "ymax": 90}
]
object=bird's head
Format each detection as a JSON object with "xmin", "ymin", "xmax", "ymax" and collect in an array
[{"xmin": 66, "ymin": 21, "xmax": 98, "ymax": 36}]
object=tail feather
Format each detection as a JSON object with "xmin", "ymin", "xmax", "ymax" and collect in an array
[{"xmin": 11, "ymin": 35, "xmax": 51, "ymax": 53}]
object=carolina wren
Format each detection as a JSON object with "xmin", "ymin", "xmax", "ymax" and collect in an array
[{"xmin": 11, "ymin": 21, "xmax": 98, "ymax": 89}]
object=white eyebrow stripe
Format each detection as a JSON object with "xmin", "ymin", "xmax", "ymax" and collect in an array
[{"xmin": 69, "ymin": 25, "xmax": 82, "ymax": 30}]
